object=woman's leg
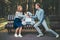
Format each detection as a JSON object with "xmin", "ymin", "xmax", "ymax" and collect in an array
[
  {"xmin": 18, "ymin": 27, "xmax": 23, "ymax": 37},
  {"xmin": 14, "ymin": 28, "xmax": 19, "ymax": 37},
  {"xmin": 19, "ymin": 27, "xmax": 22, "ymax": 34}
]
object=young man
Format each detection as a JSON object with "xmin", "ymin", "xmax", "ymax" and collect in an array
[{"xmin": 32, "ymin": 3, "xmax": 59, "ymax": 38}]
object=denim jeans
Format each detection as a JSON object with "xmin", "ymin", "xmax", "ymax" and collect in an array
[{"xmin": 33, "ymin": 19, "xmax": 59, "ymax": 36}]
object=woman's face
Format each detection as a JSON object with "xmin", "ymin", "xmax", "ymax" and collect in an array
[{"xmin": 17, "ymin": 6, "xmax": 22, "ymax": 11}]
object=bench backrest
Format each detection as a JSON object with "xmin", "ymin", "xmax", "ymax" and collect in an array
[{"xmin": 8, "ymin": 15, "xmax": 15, "ymax": 21}]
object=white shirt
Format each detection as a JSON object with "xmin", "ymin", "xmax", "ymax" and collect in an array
[{"xmin": 14, "ymin": 12, "xmax": 23, "ymax": 19}]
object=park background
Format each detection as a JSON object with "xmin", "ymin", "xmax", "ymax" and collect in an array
[{"xmin": 0, "ymin": 0, "xmax": 60, "ymax": 40}]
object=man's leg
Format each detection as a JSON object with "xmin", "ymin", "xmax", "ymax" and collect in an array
[
  {"xmin": 34, "ymin": 21, "xmax": 43, "ymax": 37},
  {"xmin": 42, "ymin": 20, "xmax": 59, "ymax": 38},
  {"xmin": 31, "ymin": 21, "xmax": 35, "ymax": 25}
]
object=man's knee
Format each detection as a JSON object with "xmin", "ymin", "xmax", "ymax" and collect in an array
[
  {"xmin": 46, "ymin": 29, "xmax": 51, "ymax": 32},
  {"xmin": 34, "ymin": 24, "xmax": 38, "ymax": 28},
  {"xmin": 31, "ymin": 22, "xmax": 35, "ymax": 25},
  {"xmin": 33, "ymin": 22, "xmax": 40, "ymax": 28}
]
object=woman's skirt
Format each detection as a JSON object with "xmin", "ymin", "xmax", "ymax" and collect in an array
[{"xmin": 14, "ymin": 18, "xmax": 23, "ymax": 29}]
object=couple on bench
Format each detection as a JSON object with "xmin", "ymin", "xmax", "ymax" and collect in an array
[{"xmin": 14, "ymin": 3, "xmax": 59, "ymax": 38}]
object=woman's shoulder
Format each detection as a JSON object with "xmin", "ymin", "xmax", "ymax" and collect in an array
[{"xmin": 16, "ymin": 11, "xmax": 20, "ymax": 13}]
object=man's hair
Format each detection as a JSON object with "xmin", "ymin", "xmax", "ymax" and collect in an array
[{"xmin": 36, "ymin": 3, "xmax": 40, "ymax": 7}]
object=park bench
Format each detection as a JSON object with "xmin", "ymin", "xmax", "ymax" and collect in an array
[
  {"xmin": 48, "ymin": 15, "xmax": 60, "ymax": 30},
  {"xmin": 5, "ymin": 15, "xmax": 60, "ymax": 33},
  {"xmin": 5, "ymin": 15, "xmax": 44, "ymax": 33}
]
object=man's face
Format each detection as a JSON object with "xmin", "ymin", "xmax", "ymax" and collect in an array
[{"xmin": 35, "ymin": 4, "xmax": 39, "ymax": 9}]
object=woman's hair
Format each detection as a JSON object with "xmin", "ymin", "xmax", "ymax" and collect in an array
[
  {"xmin": 17, "ymin": 5, "xmax": 23, "ymax": 12},
  {"xmin": 36, "ymin": 3, "xmax": 41, "ymax": 7}
]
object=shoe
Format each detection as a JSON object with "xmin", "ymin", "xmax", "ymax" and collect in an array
[
  {"xmin": 14, "ymin": 34, "xmax": 18, "ymax": 37},
  {"xmin": 18, "ymin": 34, "xmax": 23, "ymax": 37},
  {"xmin": 37, "ymin": 34, "xmax": 43, "ymax": 37},
  {"xmin": 56, "ymin": 34, "xmax": 59, "ymax": 38}
]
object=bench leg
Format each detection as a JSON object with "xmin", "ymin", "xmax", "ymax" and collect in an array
[{"xmin": 8, "ymin": 29, "xmax": 12, "ymax": 34}]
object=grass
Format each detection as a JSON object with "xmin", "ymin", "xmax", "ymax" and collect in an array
[
  {"xmin": 0, "ymin": 18, "xmax": 7, "ymax": 23},
  {"xmin": 0, "ymin": 18, "xmax": 8, "ymax": 31}
]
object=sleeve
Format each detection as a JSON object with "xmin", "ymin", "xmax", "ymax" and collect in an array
[
  {"xmin": 14, "ymin": 12, "xmax": 17, "ymax": 19},
  {"xmin": 39, "ymin": 10, "xmax": 44, "ymax": 23},
  {"xmin": 19, "ymin": 14, "xmax": 25, "ymax": 18},
  {"xmin": 22, "ymin": 16, "xmax": 26, "ymax": 21},
  {"xmin": 15, "ymin": 12, "xmax": 19, "ymax": 16},
  {"xmin": 31, "ymin": 11, "xmax": 37, "ymax": 19},
  {"xmin": 18, "ymin": 12, "xmax": 25, "ymax": 18}
]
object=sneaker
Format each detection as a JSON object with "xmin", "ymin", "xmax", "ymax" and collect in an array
[
  {"xmin": 14, "ymin": 34, "xmax": 18, "ymax": 37},
  {"xmin": 18, "ymin": 34, "xmax": 23, "ymax": 37},
  {"xmin": 56, "ymin": 34, "xmax": 59, "ymax": 38},
  {"xmin": 37, "ymin": 34, "xmax": 43, "ymax": 37}
]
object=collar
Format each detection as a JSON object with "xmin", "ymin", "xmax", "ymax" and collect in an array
[{"xmin": 37, "ymin": 8, "xmax": 41, "ymax": 11}]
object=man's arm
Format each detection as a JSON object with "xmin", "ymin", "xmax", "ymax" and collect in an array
[
  {"xmin": 31, "ymin": 11, "xmax": 37, "ymax": 19},
  {"xmin": 39, "ymin": 10, "xmax": 44, "ymax": 23}
]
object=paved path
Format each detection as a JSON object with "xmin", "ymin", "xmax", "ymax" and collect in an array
[{"xmin": 0, "ymin": 31, "xmax": 60, "ymax": 40}]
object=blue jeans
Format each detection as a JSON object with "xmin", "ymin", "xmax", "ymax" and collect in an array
[{"xmin": 34, "ymin": 19, "xmax": 59, "ymax": 36}]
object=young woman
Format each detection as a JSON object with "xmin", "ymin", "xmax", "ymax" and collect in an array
[{"xmin": 14, "ymin": 5, "xmax": 24, "ymax": 37}]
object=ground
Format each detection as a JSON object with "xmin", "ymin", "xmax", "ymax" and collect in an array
[
  {"xmin": 0, "ymin": 30, "xmax": 60, "ymax": 40},
  {"xmin": 0, "ymin": 20, "xmax": 60, "ymax": 40}
]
